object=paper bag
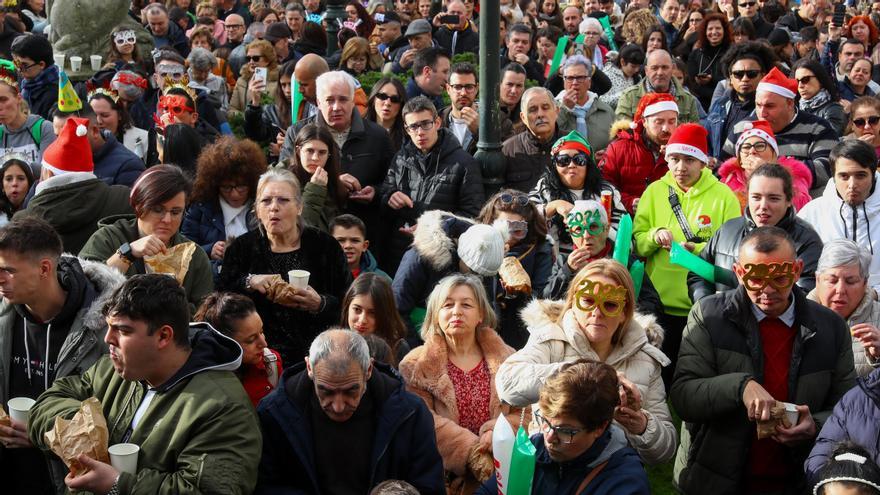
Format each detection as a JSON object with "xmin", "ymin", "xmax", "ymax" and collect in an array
[
  {"xmin": 498, "ymin": 257, "xmax": 532, "ymax": 296},
  {"xmin": 756, "ymin": 403, "xmax": 789, "ymax": 439},
  {"xmin": 144, "ymin": 242, "xmax": 197, "ymax": 285},
  {"xmin": 492, "ymin": 414, "xmax": 536, "ymax": 495},
  {"xmin": 44, "ymin": 397, "xmax": 110, "ymax": 476},
  {"xmin": 264, "ymin": 275, "xmax": 299, "ymax": 306},
  {"xmin": 0, "ymin": 405, "xmax": 9, "ymax": 428}
]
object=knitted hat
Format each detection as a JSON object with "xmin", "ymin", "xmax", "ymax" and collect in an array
[
  {"xmin": 757, "ymin": 67, "xmax": 797, "ymax": 99},
  {"xmin": 457, "ymin": 224, "xmax": 508, "ymax": 276},
  {"xmin": 665, "ymin": 123, "xmax": 709, "ymax": 163},
  {"xmin": 551, "ymin": 130, "xmax": 592, "ymax": 156},
  {"xmin": 41, "ymin": 117, "xmax": 93, "ymax": 175},
  {"xmin": 735, "ymin": 120, "xmax": 779, "ymax": 155},
  {"xmin": 633, "ymin": 93, "xmax": 678, "ymax": 123}
]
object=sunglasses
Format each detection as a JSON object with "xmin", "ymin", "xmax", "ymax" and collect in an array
[
  {"xmin": 796, "ymin": 75, "xmax": 815, "ymax": 85},
  {"xmin": 246, "ymin": 55, "xmax": 263, "ymax": 62},
  {"xmin": 854, "ymin": 115, "xmax": 880, "ymax": 127},
  {"xmin": 375, "ymin": 92, "xmax": 402, "ymax": 103},
  {"xmin": 731, "ymin": 69, "xmax": 762, "ymax": 80},
  {"xmin": 499, "ymin": 193, "xmax": 530, "ymax": 207},
  {"xmin": 739, "ymin": 1, "xmax": 756, "ymax": 6},
  {"xmin": 553, "ymin": 153, "xmax": 589, "ymax": 167}
]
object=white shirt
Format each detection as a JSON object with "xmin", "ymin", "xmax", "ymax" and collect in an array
[{"xmin": 219, "ymin": 197, "xmax": 249, "ymax": 240}]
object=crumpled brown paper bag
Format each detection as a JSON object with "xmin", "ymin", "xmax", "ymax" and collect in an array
[
  {"xmin": 144, "ymin": 242, "xmax": 196, "ymax": 285},
  {"xmin": 44, "ymin": 397, "xmax": 110, "ymax": 476},
  {"xmin": 264, "ymin": 275, "xmax": 299, "ymax": 307},
  {"xmin": 0, "ymin": 405, "xmax": 9, "ymax": 428},
  {"xmin": 756, "ymin": 403, "xmax": 791, "ymax": 439}
]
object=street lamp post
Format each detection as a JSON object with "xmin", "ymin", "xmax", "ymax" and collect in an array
[
  {"xmin": 325, "ymin": 0, "xmax": 345, "ymax": 56},
  {"xmin": 474, "ymin": 0, "xmax": 504, "ymax": 196}
]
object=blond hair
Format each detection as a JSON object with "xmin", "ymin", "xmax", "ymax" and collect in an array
[
  {"xmin": 564, "ymin": 259, "xmax": 636, "ymax": 346},
  {"xmin": 420, "ymin": 274, "xmax": 497, "ymax": 340}
]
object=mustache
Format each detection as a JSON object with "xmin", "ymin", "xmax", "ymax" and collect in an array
[{"xmin": 533, "ymin": 118, "xmax": 549, "ymax": 126}]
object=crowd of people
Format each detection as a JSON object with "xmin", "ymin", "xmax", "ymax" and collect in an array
[{"xmin": 3, "ymin": 0, "xmax": 880, "ymax": 493}]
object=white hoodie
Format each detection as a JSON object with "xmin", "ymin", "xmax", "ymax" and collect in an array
[{"xmin": 799, "ymin": 172, "xmax": 880, "ymax": 290}]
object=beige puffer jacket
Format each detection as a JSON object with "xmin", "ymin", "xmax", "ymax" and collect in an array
[
  {"xmin": 495, "ymin": 298, "xmax": 678, "ymax": 465},
  {"xmin": 808, "ymin": 288, "xmax": 880, "ymax": 378}
]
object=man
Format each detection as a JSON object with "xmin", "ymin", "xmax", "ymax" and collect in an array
[
  {"xmin": 721, "ymin": 68, "xmax": 837, "ymax": 194},
  {"xmin": 284, "ymin": 3, "xmax": 305, "ymax": 42},
  {"xmin": 376, "ymin": 12, "xmax": 404, "ymax": 60},
  {"xmin": 601, "ymin": 93, "xmax": 678, "ymax": 212},
  {"xmin": 156, "ymin": 86, "xmax": 220, "ymax": 146},
  {"xmin": 499, "ymin": 63, "xmax": 527, "ymax": 134},
  {"xmin": 799, "ymin": 140, "xmax": 880, "ymax": 291},
  {"xmin": 440, "ymin": 62, "xmax": 513, "ymax": 155},
  {"xmin": 432, "ymin": 0, "xmax": 478, "ymax": 56},
  {"xmin": 222, "ymin": 13, "xmax": 246, "ymax": 50},
  {"xmin": 405, "ymin": 47, "xmax": 450, "ymax": 110},
  {"xmin": 555, "ymin": 55, "xmax": 614, "ymax": 152},
  {"xmin": 390, "ymin": 19, "xmax": 437, "ymax": 74},
  {"xmin": 777, "ymin": 0, "xmax": 828, "ymax": 33},
  {"xmin": 264, "ymin": 22, "xmax": 292, "ymax": 64},
  {"xmin": 144, "ymin": 3, "xmax": 189, "ymax": 57},
  {"xmin": 395, "ymin": 0, "xmax": 419, "ymax": 25},
  {"xmin": 688, "ymin": 161, "xmax": 823, "ymax": 302},
  {"xmin": 795, "ymin": 26, "xmax": 819, "ymax": 62},
  {"xmin": 381, "ymin": 96, "xmax": 484, "ymax": 267},
  {"xmin": 658, "ymin": 0, "xmax": 681, "ymax": 46},
  {"xmin": 616, "ymin": 49, "xmax": 699, "ymax": 124},
  {"xmin": 502, "ymin": 87, "xmax": 561, "ymax": 193},
  {"xmin": 0, "ymin": 217, "xmax": 124, "ymax": 494},
  {"xmin": 671, "ymin": 226, "xmax": 855, "ymax": 494},
  {"xmin": 768, "ymin": 28, "xmax": 795, "ymax": 72},
  {"xmin": 256, "ymin": 329, "xmax": 444, "ymax": 494},
  {"xmin": 0, "ymin": 72, "xmax": 55, "ymax": 174},
  {"xmin": 330, "ymin": 214, "xmax": 390, "ymax": 281},
  {"xmin": 561, "ymin": 5, "xmax": 582, "ymax": 39},
  {"xmin": 823, "ymin": 36, "xmax": 880, "ymax": 94},
  {"xmin": 707, "ymin": 41, "xmax": 774, "ymax": 158},
  {"xmin": 29, "ymin": 274, "xmax": 261, "ymax": 494},
  {"xmin": 10, "ymin": 34, "xmax": 57, "ymax": 120},
  {"xmin": 502, "ymin": 23, "xmax": 546, "ymax": 85},
  {"xmin": 215, "ymin": 0, "xmax": 252, "ymax": 23},
  {"xmin": 79, "ymin": 102, "xmax": 145, "ymax": 187},
  {"xmin": 148, "ymin": 49, "xmax": 227, "ymax": 138},
  {"xmin": 17, "ymin": 118, "xmax": 133, "ymax": 253},
  {"xmin": 736, "ymin": 0, "xmax": 773, "ymax": 38},
  {"xmin": 290, "ymin": 53, "xmax": 327, "ymax": 123}
]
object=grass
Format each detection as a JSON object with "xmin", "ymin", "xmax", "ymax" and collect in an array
[{"xmin": 646, "ymin": 403, "xmax": 680, "ymax": 494}]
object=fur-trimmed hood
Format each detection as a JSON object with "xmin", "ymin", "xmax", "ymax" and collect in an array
[
  {"xmin": 411, "ymin": 210, "xmax": 476, "ymax": 271},
  {"xmin": 609, "ymin": 119, "xmax": 635, "ymax": 141},
  {"xmin": 71, "ymin": 255, "xmax": 128, "ymax": 331}
]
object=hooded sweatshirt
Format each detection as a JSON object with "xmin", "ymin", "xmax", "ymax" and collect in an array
[
  {"xmin": 799, "ymin": 172, "xmax": 880, "ymax": 291},
  {"xmin": 633, "ymin": 168, "xmax": 741, "ymax": 315},
  {"xmin": 0, "ymin": 113, "xmax": 56, "ymax": 176}
]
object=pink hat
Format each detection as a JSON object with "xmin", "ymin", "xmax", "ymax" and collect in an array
[
  {"xmin": 41, "ymin": 118, "xmax": 93, "ymax": 175},
  {"xmin": 736, "ymin": 120, "xmax": 779, "ymax": 155},
  {"xmin": 665, "ymin": 123, "xmax": 709, "ymax": 163},
  {"xmin": 757, "ymin": 67, "xmax": 798, "ymax": 99}
]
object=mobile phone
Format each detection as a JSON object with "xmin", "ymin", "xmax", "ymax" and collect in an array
[
  {"xmin": 833, "ymin": 2, "xmax": 846, "ymax": 26},
  {"xmin": 439, "ymin": 14, "xmax": 460, "ymax": 24},
  {"xmin": 254, "ymin": 67, "xmax": 268, "ymax": 85}
]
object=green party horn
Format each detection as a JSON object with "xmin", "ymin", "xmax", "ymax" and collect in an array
[
  {"xmin": 629, "ymin": 260, "xmax": 644, "ymax": 298},
  {"xmin": 612, "ymin": 214, "xmax": 632, "ymax": 266},
  {"xmin": 548, "ymin": 36, "xmax": 568, "ymax": 77},
  {"xmin": 291, "ymin": 78, "xmax": 303, "ymax": 124}
]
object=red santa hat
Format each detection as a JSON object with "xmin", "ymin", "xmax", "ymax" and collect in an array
[
  {"xmin": 665, "ymin": 123, "xmax": 709, "ymax": 163},
  {"xmin": 41, "ymin": 117, "xmax": 94, "ymax": 175},
  {"xmin": 757, "ymin": 67, "xmax": 798, "ymax": 100},
  {"xmin": 735, "ymin": 120, "xmax": 779, "ymax": 155},
  {"xmin": 632, "ymin": 93, "xmax": 679, "ymax": 127}
]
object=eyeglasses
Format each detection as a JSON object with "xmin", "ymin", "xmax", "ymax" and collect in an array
[
  {"xmin": 448, "ymin": 83, "xmax": 477, "ymax": 92},
  {"xmin": 219, "ymin": 184, "xmax": 249, "ymax": 194},
  {"xmin": 405, "ymin": 119, "xmax": 435, "ymax": 132},
  {"xmin": 534, "ymin": 411, "xmax": 583, "ymax": 444},
  {"xmin": 796, "ymin": 75, "xmax": 815, "ymax": 85},
  {"xmin": 247, "ymin": 55, "xmax": 263, "ymax": 62},
  {"xmin": 226, "ymin": 23, "xmax": 245, "ymax": 29},
  {"xmin": 582, "ymin": 31, "xmax": 601, "ymax": 37},
  {"xmin": 689, "ymin": 17, "xmax": 703, "ymax": 23},
  {"xmin": 498, "ymin": 193, "xmax": 530, "ymax": 207},
  {"xmin": 563, "ymin": 75, "xmax": 590, "ymax": 82},
  {"xmin": 739, "ymin": 1, "xmax": 756, "ymax": 7},
  {"xmin": 553, "ymin": 153, "xmax": 589, "ymax": 167},
  {"xmin": 731, "ymin": 69, "xmax": 762, "ymax": 80},
  {"xmin": 854, "ymin": 115, "xmax": 880, "ymax": 127},
  {"xmin": 739, "ymin": 141, "xmax": 769, "ymax": 153},
  {"xmin": 148, "ymin": 205, "xmax": 185, "ymax": 218},
  {"xmin": 13, "ymin": 60, "xmax": 39, "ymax": 72},
  {"xmin": 375, "ymin": 92, "xmax": 402, "ymax": 103}
]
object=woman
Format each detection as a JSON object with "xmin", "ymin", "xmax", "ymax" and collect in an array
[
  {"xmin": 341, "ymin": 272, "xmax": 410, "ymax": 365},
  {"xmin": 477, "ymin": 190, "xmax": 553, "ymax": 350},
  {"xmin": 287, "ymin": 123, "xmax": 346, "ymax": 232},
  {"xmin": 256, "ymin": 7, "xmax": 281, "ymax": 25},
  {"xmin": 244, "ymin": 60, "xmax": 293, "ymax": 163},
  {"xmin": 218, "ymin": 168, "xmax": 351, "ymax": 364},
  {"xmin": 579, "ymin": 18, "xmax": 609, "ymax": 68},
  {"xmin": 641, "ymin": 26, "xmax": 668, "ymax": 56},
  {"xmin": 846, "ymin": 15, "xmax": 880, "ymax": 60},
  {"xmin": 339, "ymin": 37, "xmax": 379, "ymax": 76},
  {"xmin": 717, "ymin": 119, "xmax": 812, "ymax": 210},
  {"xmin": 540, "ymin": 0, "xmax": 559, "ymax": 18},
  {"xmin": 399, "ymin": 274, "xmax": 525, "ymax": 492},
  {"xmin": 730, "ymin": 16, "xmax": 756, "ymax": 43},
  {"xmin": 187, "ymin": 47, "xmax": 230, "ymax": 115},
  {"xmin": 808, "ymin": 239, "xmax": 880, "ymax": 378},
  {"xmin": 0, "ymin": 74, "xmax": 54, "ymax": 177},
  {"xmin": 194, "ymin": 292, "xmax": 283, "ymax": 406},
  {"xmin": 345, "ymin": 0, "xmax": 376, "ymax": 38},
  {"xmin": 811, "ymin": 443, "xmax": 880, "ymax": 495},
  {"xmin": 20, "ymin": 0, "xmax": 47, "ymax": 33},
  {"xmin": 601, "ymin": 43, "xmax": 644, "ymax": 110},
  {"xmin": 847, "ymin": 96, "xmax": 880, "ymax": 160},
  {"xmin": 496, "ymin": 259, "xmax": 677, "ymax": 465},
  {"xmin": 535, "ymin": 26, "xmax": 562, "ymax": 79},
  {"xmin": 671, "ymin": 8, "xmax": 704, "ymax": 59},
  {"xmin": 159, "ymin": 123, "xmax": 202, "ymax": 176},
  {"xmin": 840, "ymin": 58, "xmax": 877, "ymax": 106},
  {"xmin": 182, "ymin": 137, "xmax": 267, "ymax": 277},
  {"xmin": 793, "ymin": 58, "xmax": 846, "ymax": 136},
  {"xmin": 189, "ymin": 25, "xmax": 216, "ymax": 52},
  {"xmin": 0, "ymin": 154, "xmax": 33, "ymax": 226},
  {"xmin": 79, "ymin": 165, "xmax": 214, "ymax": 309},
  {"xmin": 620, "ymin": 8, "xmax": 659, "ymax": 47},
  {"xmin": 293, "ymin": 22, "xmax": 328, "ymax": 59},
  {"xmin": 633, "ymin": 123, "xmax": 740, "ymax": 384},
  {"xmin": 364, "ymin": 76, "xmax": 406, "ymax": 152},
  {"xmin": 686, "ymin": 13, "xmax": 732, "ymax": 111},
  {"xmin": 529, "ymin": 131, "xmax": 626, "ymax": 257},
  {"xmin": 189, "ymin": 2, "xmax": 227, "ymax": 45},
  {"xmin": 89, "ymin": 90, "xmax": 149, "ymax": 163},
  {"xmin": 106, "ymin": 25, "xmax": 146, "ymax": 71},
  {"xmin": 228, "ymin": 39, "xmax": 279, "ymax": 118}
]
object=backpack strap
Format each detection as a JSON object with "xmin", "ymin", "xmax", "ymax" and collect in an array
[
  {"xmin": 29, "ymin": 117, "xmax": 43, "ymax": 147},
  {"xmin": 667, "ymin": 186, "xmax": 701, "ymax": 243},
  {"xmin": 576, "ymin": 460, "xmax": 609, "ymax": 494}
]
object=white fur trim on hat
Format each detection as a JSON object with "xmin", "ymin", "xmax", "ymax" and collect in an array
[
  {"xmin": 665, "ymin": 142, "xmax": 708, "ymax": 163},
  {"xmin": 736, "ymin": 128, "xmax": 779, "ymax": 155},
  {"xmin": 757, "ymin": 81, "xmax": 796, "ymax": 99},
  {"xmin": 643, "ymin": 100, "xmax": 679, "ymax": 118}
]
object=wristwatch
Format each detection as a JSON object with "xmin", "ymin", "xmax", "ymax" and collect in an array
[
  {"xmin": 117, "ymin": 243, "xmax": 136, "ymax": 263},
  {"xmin": 107, "ymin": 474, "xmax": 121, "ymax": 495}
]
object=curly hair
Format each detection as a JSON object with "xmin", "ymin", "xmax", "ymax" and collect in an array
[
  {"xmin": 720, "ymin": 40, "xmax": 778, "ymax": 78},
  {"xmin": 695, "ymin": 13, "xmax": 732, "ymax": 49},
  {"xmin": 240, "ymin": 39, "xmax": 278, "ymax": 80},
  {"xmin": 191, "ymin": 137, "xmax": 268, "ymax": 204},
  {"xmin": 620, "ymin": 8, "xmax": 659, "ymax": 45},
  {"xmin": 189, "ymin": 25, "xmax": 216, "ymax": 50}
]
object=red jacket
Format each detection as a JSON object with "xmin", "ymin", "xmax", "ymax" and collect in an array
[
  {"xmin": 242, "ymin": 348, "xmax": 283, "ymax": 407},
  {"xmin": 599, "ymin": 124, "xmax": 669, "ymax": 213}
]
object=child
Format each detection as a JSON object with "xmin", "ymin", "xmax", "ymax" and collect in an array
[{"xmin": 330, "ymin": 214, "xmax": 391, "ymax": 280}]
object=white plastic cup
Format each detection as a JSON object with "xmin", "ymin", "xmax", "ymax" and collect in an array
[
  {"xmin": 7, "ymin": 397, "xmax": 35, "ymax": 425},
  {"xmin": 69, "ymin": 56, "xmax": 82, "ymax": 72},
  {"xmin": 90, "ymin": 55, "xmax": 102, "ymax": 71},
  {"xmin": 782, "ymin": 402, "xmax": 799, "ymax": 427},
  {"xmin": 53, "ymin": 53, "xmax": 65, "ymax": 69},
  {"xmin": 108, "ymin": 443, "xmax": 140, "ymax": 475},
  {"xmin": 287, "ymin": 269, "xmax": 310, "ymax": 289}
]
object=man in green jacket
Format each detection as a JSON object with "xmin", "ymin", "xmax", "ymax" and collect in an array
[
  {"xmin": 671, "ymin": 227, "xmax": 855, "ymax": 494},
  {"xmin": 28, "ymin": 274, "xmax": 261, "ymax": 495},
  {"xmin": 615, "ymin": 50, "xmax": 700, "ymax": 124}
]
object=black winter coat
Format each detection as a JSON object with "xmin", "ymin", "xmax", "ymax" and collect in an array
[
  {"xmin": 434, "ymin": 26, "xmax": 479, "ymax": 56},
  {"xmin": 501, "ymin": 127, "xmax": 561, "ymax": 194}
]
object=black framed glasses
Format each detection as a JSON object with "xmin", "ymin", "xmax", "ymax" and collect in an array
[
  {"xmin": 563, "ymin": 75, "xmax": 590, "ymax": 82},
  {"xmin": 375, "ymin": 92, "xmax": 402, "ymax": 104},
  {"xmin": 448, "ymin": 83, "xmax": 477, "ymax": 92},
  {"xmin": 534, "ymin": 411, "xmax": 583, "ymax": 444},
  {"xmin": 553, "ymin": 153, "xmax": 589, "ymax": 167},
  {"xmin": 731, "ymin": 69, "xmax": 762, "ymax": 80},
  {"xmin": 739, "ymin": 142, "xmax": 770, "ymax": 153},
  {"xmin": 854, "ymin": 116, "xmax": 880, "ymax": 127},
  {"xmin": 219, "ymin": 184, "xmax": 249, "ymax": 194},
  {"xmin": 499, "ymin": 193, "xmax": 529, "ymax": 207},
  {"xmin": 405, "ymin": 119, "xmax": 435, "ymax": 133},
  {"xmin": 13, "ymin": 60, "xmax": 39, "ymax": 72},
  {"xmin": 226, "ymin": 23, "xmax": 245, "ymax": 30}
]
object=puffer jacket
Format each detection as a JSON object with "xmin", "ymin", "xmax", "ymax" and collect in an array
[
  {"xmin": 495, "ymin": 299, "xmax": 678, "ymax": 465},
  {"xmin": 807, "ymin": 288, "xmax": 880, "ymax": 378},
  {"xmin": 501, "ymin": 127, "xmax": 562, "ymax": 194},
  {"xmin": 671, "ymin": 286, "xmax": 856, "ymax": 494},
  {"xmin": 398, "ymin": 329, "xmax": 525, "ymax": 488},
  {"xmin": 805, "ymin": 367, "xmax": 880, "ymax": 485},
  {"xmin": 687, "ymin": 208, "xmax": 824, "ymax": 302},
  {"xmin": 600, "ymin": 120, "xmax": 669, "ymax": 213},
  {"xmin": 800, "ymin": 97, "xmax": 846, "ymax": 136},
  {"xmin": 615, "ymin": 77, "xmax": 700, "ymax": 124},
  {"xmin": 799, "ymin": 172, "xmax": 880, "ymax": 291},
  {"xmin": 718, "ymin": 155, "xmax": 813, "ymax": 211}
]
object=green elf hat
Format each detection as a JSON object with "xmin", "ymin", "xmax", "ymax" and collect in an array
[{"xmin": 551, "ymin": 130, "xmax": 591, "ymax": 157}]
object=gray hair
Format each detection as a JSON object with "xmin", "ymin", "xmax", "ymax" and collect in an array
[
  {"xmin": 520, "ymin": 86, "xmax": 557, "ymax": 114},
  {"xmin": 144, "ymin": 2, "xmax": 167, "ymax": 17},
  {"xmin": 256, "ymin": 167, "xmax": 302, "ymax": 204},
  {"xmin": 562, "ymin": 54, "xmax": 592, "ymax": 75},
  {"xmin": 420, "ymin": 274, "xmax": 497, "ymax": 340},
  {"xmin": 187, "ymin": 47, "xmax": 217, "ymax": 71},
  {"xmin": 579, "ymin": 17, "xmax": 602, "ymax": 34},
  {"xmin": 308, "ymin": 328, "xmax": 372, "ymax": 373},
  {"xmin": 816, "ymin": 239, "xmax": 872, "ymax": 280},
  {"xmin": 316, "ymin": 70, "xmax": 356, "ymax": 101}
]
